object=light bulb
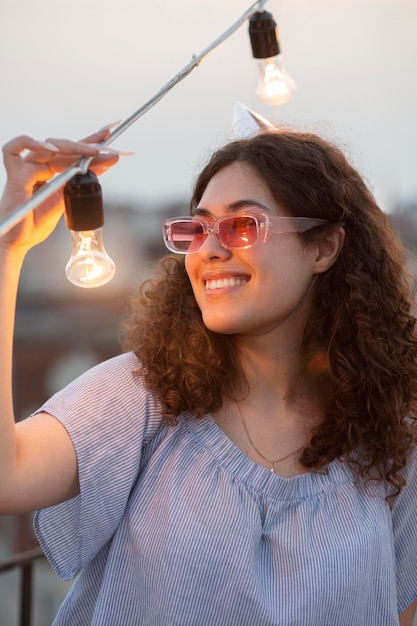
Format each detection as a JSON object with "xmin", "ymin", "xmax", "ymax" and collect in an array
[
  {"xmin": 65, "ymin": 228, "xmax": 115, "ymax": 288},
  {"xmin": 249, "ymin": 10, "xmax": 296, "ymax": 106},
  {"xmin": 255, "ymin": 54, "xmax": 296, "ymax": 105},
  {"xmin": 64, "ymin": 171, "xmax": 115, "ymax": 289}
]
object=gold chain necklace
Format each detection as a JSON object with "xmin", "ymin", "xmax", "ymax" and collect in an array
[{"xmin": 237, "ymin": 404, "xmax": 305, "ymax": 474}]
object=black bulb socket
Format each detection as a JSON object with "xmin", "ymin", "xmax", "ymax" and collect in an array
[
  {"xmin": 64, "ymin": 170, "xmax": 104, "ymax": 231},
  {"xmin": 249, "ymin": 10, "xmax": 280, "ymax": 59}
]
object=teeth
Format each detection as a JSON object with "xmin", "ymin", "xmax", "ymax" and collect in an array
[{"xmin": 205, "ymin": 277, "xmax": 247, "ymax": 291}]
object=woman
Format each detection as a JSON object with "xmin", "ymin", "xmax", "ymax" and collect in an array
[{"xmin": 0, "ymin": 128, "xmax": 416, "ymax": 625}]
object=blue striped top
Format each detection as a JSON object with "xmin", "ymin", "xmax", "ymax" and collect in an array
[{"xmin": 34, "ymin": 352, "xmax": 417, "ymax": 625}]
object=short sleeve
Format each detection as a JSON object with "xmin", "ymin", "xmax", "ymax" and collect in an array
[
  {"xmin": 392, "ymin": 444, "xmax": 417, "ymax": 612},
  {"xmin": 33, "ymin": 352, "xmax": 162, "ymax": 580}
]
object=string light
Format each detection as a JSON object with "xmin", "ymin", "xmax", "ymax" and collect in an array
[
  {"xmin": 0, "ymin": 0, "xmax": 296, "ymax": 287},
  {"xmin": 64, "ymin": 171, "xmax": 115, "ymax": 288},
  {"xmin": 249, "ymin": 10, "xmax": 296, "ymax": 105}
]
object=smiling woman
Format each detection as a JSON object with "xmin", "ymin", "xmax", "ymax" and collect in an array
[
  {"xmin": 0, "ymin": 127, "xmax": 416, "ymax": 624},
  {"xmin": 181, "ymin": 161, "xmax": 341, "ymax": 338}
]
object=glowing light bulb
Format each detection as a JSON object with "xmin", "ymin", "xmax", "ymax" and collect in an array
[
  {"xmin": 255, "ymin": 54, "xmax": 296, "ymax": 105},
  {"xmin": 64, "ymin": 171, "xmax": 115, "ymax": 289},
  {"xmin": 65, "ymin": 228, "xmax": 115, "ymax": 288},
  {"xmin": 249, "ymin": 10, "xmax": 296, "ymax": 106}
]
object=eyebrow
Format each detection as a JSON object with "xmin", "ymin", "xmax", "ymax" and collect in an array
[{"xmin": 193, "ymin": 198, "xmax": 270, "ymax": 217}]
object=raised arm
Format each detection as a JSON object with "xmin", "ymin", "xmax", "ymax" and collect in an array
[{"xmin": 0, "ymin": 131, "xmax": 118, "ymax": 514}]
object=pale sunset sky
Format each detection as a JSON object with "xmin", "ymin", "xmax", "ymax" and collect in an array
[{"xmin": 0, "ymin": 0, "xmax": 416, "ymax": 213}]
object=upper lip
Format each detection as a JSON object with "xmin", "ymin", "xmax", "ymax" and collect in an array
[{"xmin": 201, "ymin": 270, "xmax": 251, "ymax": 283}]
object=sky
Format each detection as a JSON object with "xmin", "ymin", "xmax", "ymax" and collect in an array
[{"xmin": 0, "ymin": 0, "xmax": 416, "ymax": 214}]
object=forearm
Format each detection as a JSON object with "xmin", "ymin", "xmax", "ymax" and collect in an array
[
  {"xmin": 0, "ymin": 131, "xmax": 118, "ymax": 514},
  {"xmin": 0, "ymin": 246, "xmax": 80, "ymax": 514},
  {"xmin": 0, "ymin": 246, "xmax": 27, "ymax": 500}
]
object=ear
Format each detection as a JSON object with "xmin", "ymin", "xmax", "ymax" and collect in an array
[{"xmin": 312, "ymin": 226, "xmax": 345, "ymax": 274}]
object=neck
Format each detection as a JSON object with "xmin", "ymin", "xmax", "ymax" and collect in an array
[
  {"xmin": 233, "ymin": 299, "xmax": 308, "ymax": 395},
  {"xmin": 237, "ymin": 345, "xmax": 311, "ymax": 408},
  {"xmin": 231, "ymin": 275, "xmax": 318, "ymax": 403}
]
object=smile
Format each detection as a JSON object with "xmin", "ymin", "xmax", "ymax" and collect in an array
[{"xmin": 205, "ymin": 277, "xmax": 248, "ymax": 291}]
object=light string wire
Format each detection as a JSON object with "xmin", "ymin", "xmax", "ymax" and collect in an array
[{"xmin": 0, "ymin": 0, "xmax": 268, "ymax": 238}]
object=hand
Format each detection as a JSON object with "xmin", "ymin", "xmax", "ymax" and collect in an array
[{"xmin": 0, "ymin": 128, "xmax": 119, "ymax": 253}]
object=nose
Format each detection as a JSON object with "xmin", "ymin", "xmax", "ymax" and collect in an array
[{"xmin": 197, "ymin": 230, "xmax": 232, "ymax": 261}]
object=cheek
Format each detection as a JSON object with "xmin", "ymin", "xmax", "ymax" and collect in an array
[
  {"xmin": 184, "ymin": 256, "xmax": 200, "ymax": 295},
  {"xmin": 184, "ymin": 256, "xmax": 195, "ymax": 281},
  {"xmin": 252, "ymin": 240, "xmax": 313, "ymax": 286}
]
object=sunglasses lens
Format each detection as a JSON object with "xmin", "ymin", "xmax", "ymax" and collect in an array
[
  {"xmin": 165, "ymin": 214, "xmax": 261, "ymax": 253},
  {"xmin": 220, "ymin": 216, "xmax": 259, "ymax": 248},
  {"xmin": 168, "ymin": 221, "xmax": 205, "ymax": 252}
]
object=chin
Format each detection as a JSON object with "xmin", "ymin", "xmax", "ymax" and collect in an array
[
  {"xmin": 202, "ymin": 316, "xmax": 239, "ymax": 335},
  {"xmin": 202, "ymin": 316, "xmax": 254, "ymax": 336}
]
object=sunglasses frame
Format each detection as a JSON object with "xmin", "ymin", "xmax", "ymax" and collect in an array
[{"xmin": 162, "ymin": 210, "xmax": 328, "ymax": 254}]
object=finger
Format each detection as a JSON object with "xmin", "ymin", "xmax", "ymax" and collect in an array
[
  {"xmin": 3, "ymin": 135, "xmax": 56, "ymax": 156},
  {"xmin": 28, "ymin": 151, "xmax": 119, "ymax": 180},
  {"xmin": 88, "ymin": 152, "xmax": 120, "ymax": 176},
  {"xmin": 23, "ymin": 139, "xmax": 101, "ymax": 170},
  {"xmin": 2, "ymin": 135, "xmax": 57, "ymax": 171},
  {"xmin": 86, "ymin": 144, "xmax": 135, "ymax": 156},
  {"xmin": 79, "ymin": 120, "xmax": 121, "ymax": 145},
  {"xmin": 43, "ymin": 138, "xmax": 101, "ymax": 156}
]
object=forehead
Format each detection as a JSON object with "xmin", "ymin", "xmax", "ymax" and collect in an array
[{"xmin": 197, "ymin": 162, "xmax": 280, "ymax": 215}]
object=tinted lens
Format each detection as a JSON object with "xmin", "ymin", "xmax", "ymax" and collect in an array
[
  {"xmin": 219, "ymin": 216, "xmax": 259, "ymax": 248},
  {"xmin": 169, "ymin": 221, "xmax": 205, "ymax": 252}
]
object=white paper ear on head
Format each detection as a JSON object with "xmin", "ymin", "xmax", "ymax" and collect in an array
[{"xmin": 231, "ymin": 101, "xmax": 274, "ymax": 139}]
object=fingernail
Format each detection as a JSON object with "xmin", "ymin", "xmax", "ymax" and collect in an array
[
  {"xmin": 99, "ymin": 149, "xmax": 135, "ymax": 156},
  {"xmin": 114, "ymin": 150, "xmax": 135, "ymax": 156},
  {"xmin": 36, "ymin": 140, "xmax": 59, "ymax": 152},
  {"xmin": 97, "ymin": 120, "xmax": 122, "ymax": 133},
  {"xmin": 89, "ymin": 144, "xmax": 135, "ymax": 156}
]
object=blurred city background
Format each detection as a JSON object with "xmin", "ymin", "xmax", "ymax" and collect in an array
[{"xmin": 0, "ymin": 0, "xmax": 416, "ymax": 623}]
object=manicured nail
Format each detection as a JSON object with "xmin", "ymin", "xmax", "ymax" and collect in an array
[
  {"xmin": 88, "ymin": 143, "xmax": 135, "ymax": 156},
  {"xmin": 97, "ymin": 120, "xmax": 122, "ymax": 133},
  {"xmin": 113, "ymin": 150, "xmax": 135, "ymax": 156},
  {"xmin": 99, "ymin": 149, "xmax": 135, "ymax": 156}
]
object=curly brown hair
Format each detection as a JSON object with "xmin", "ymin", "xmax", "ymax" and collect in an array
[{"xmin": 121, "ymin": 129, "xmax": 417, "ymax": 498}]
